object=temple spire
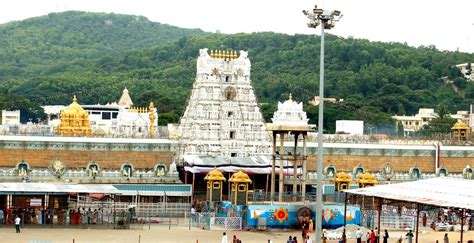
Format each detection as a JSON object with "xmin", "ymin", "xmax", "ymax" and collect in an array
[{"xmin": 118, "ymin": 87, "xmax": 133, "ymax": 108}]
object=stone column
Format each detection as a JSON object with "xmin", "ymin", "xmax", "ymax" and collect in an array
[
  {"xmin": 271, "ymin": 132, "xmax": 277, "ymax": 201},
  {"xmin": 293, "ymin": 132, "xmax": 298, "ymax": 198},
  {"xmin": 279, "ymin": 133, "xmax": 285, "ymax": 202},
  {"xmin": 302, "ymin": 133, "xmax": 307, "ymax": 202}
]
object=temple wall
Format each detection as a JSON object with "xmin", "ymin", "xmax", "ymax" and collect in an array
[{"xmin": 0, "ymin": 136, "xmax": 177, "ymax": 169}]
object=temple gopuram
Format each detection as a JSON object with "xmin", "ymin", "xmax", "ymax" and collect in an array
[{"xmin": 55, "ymin": 95, "xmax": 93, "ymax": 137}]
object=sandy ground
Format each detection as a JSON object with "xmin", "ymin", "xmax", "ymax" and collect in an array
[{"xmin": 0, "ymin": 225, "xmax": 472, "ymax": 243}]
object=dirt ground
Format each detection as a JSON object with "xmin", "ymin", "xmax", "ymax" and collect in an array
[{"xmin": 0, "ymin": 225, "xmax": 472, "ymax": 243}]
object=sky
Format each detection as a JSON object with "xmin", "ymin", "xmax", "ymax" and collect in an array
[{"xmin": 1, "ymin": 0, "xmax": 474, "ymax": 53}]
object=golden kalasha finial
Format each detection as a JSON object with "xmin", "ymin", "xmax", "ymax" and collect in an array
[
  {"xmin": 210, "ymin": 50, "xmax": 215, "ymax": 58},
  {"xmin": 289, "ymin": 93, "xmax": 293, "ymax": 100},
  {"xmin": 149, "ymin": 101, "xmax": 155, "ymax": 110},
  {"xmin": 218, "ymin": 50, "xmax": 223, "ymax": 59},
  {"xmin": 225, "ymin": 50, "xmax": 230, "ymax": 60},
  {"xmin": 232, "ymin": 50, "xmax": 237, "ymax": 59},
  {"xmin": 73, "ymin": 95, "xmax": 77, "ymax": 103}
]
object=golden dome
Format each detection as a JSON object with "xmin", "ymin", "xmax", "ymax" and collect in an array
[
  {"xmin": 229, "ymin": 169, "xmax": 252, "ymax": 183},
  {"xmin": 334, "ymin": 172, "xmax": 352, "ymax": 183},
  {"xmin": 452, "ymin": 121, "xmax": 470, "ymax": 130},
  {"xmin": 55, "ymin": 95, "xmax": 93, "ymax": 137},
  {"xmin": 204, "ymin": 167, "xmax": 226, "ymax": 181},
  {"xmin": 357, "ymin": 172, "xmax": 378, "ymax": 185}
]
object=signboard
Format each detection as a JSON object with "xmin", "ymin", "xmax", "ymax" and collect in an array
[{"xmin": 30, "ymin": 199, "xmax": 42, "ymax": 207}]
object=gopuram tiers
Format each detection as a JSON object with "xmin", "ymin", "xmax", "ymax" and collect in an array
[{"xmin": 177, "ymin": 48, "xmax": 271, "ymax": 158}]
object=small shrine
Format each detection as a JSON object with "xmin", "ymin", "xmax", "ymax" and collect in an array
[
  {"xmin": 357, "ymin": 172, "xmax": 377, "ymax": 188},
  {"xmin": 55, "ymin": 95, "xmax": 93, "ymax": 137},
  {"xmin": 268, "ymin": 93, "xmax": 312, "ymax": 202},
  {"xmin": 451, "ymin": 121, "xmax": 470, "ymax": 141},
  {"xmin": 204, "ymin": 167, "xmax": 226, "ymax": 202},
  {"xmin": 334, "ymin": 172, "xmax": 352, "ymax": 191},
  {"xmin": 229, "ymin": 170, "xmax": 252, "ymax": 205}
]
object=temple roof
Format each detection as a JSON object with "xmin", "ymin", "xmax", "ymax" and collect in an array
[
  {"xmin": 204, "ymin": 167, "xmax": 226, "ymax": 181},
  {"xmin": 118, "ymin": 88, "xmax": 133, "ymax": 108},
  {"xmin": 452, "ymin": 121, "xmax": 470, "ymax": 130},
  {"xmin": 229, "ymin": 169, "xmax": 252, "ymax": 183},
  {"xmin": 62, "ymin": 95, "xmax": 88, "ymax": 116},
  {"xmin": 270, "ymin": 94, "xmax": 311, "ymax": 130}
]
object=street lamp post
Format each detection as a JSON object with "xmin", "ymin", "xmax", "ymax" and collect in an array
[{"xmin": 303, "ymin": 5, "xmax": 342, "ymax": 243}]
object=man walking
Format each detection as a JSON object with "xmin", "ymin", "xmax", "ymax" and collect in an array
[
  {"xmin": 221, "ymin": 232, "xmax": 228, "ymax": 243},
  {"xmin": 14, "ymin": 215, "xmax": 21, "ymax": 233},
  {"xmin": 356, "ymin": 228, "xmax": 362, "ymax": 243}
]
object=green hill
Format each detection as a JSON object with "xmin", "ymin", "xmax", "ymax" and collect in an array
[{"xmin": 0, "ymin": 11, "xmax": 474, "ymax": 134}]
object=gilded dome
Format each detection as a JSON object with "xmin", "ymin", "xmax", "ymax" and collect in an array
[
  {"xmin": 452, "ymin": 121, "xmax": 470, "ymax": 130},
  {"xmin": 334, "ymin": 172, "xmax": 352, "ymax": 183},
  {"xmin": 55, "ymin": 95, "xmax": 93, "ymax": 137},
  {"xmin": 357, "ymin": 172, "xmax": 377, "ymax": 185},
  {"xmin": 229, "ymin": 169, "xmax": 252, "ymax": 183},
  {"xmin": 204, "ymin": 167, "xmax": 226, "ymax": 181}
]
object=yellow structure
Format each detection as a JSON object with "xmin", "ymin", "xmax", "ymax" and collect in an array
[
  {"xmin": 204, "ymin": 167, "xmax": 226, "ymax": 202},
  {"xmin": 229, "ymin": 169, "xmax": 252, "ymax": 205},
  {"xmin": 357, "ymin": 172, "xmax": 378, "ymax": 188},
  {"xmin": 55, "ymin": 95, "xmax": 93, "ymax": 137},
  {"xmin": 149, "ymin": 101, "xmax": 156, "ymax": 138},
  {"xmin": 210, "ymin": 50, "xmax": 238, "ymax": 60},
  {"xmin": 334, "ymin": 172, "xmax": 352, "ymax": 191},
  {"xmin": 452, "ymin": 121, "xmax": 470, "ymax": 141}
]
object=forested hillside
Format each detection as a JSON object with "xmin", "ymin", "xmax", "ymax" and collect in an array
[{"xmin": 0, "ymin": 11, "xmax": 473, "ymax": 133}]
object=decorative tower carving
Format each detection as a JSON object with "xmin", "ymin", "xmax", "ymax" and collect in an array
[
  {"xmin": 177, "ymin": 48, "xmax": 271, "ymax": 158},
  {"xmin": 55, "ymin": 95, "xmax": 93, "ymax": 137},
  {"xmin": 149, "ymin": 101, "xmax": 156, "ymax": 138}
]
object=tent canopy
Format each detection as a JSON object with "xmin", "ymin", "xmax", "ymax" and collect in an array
[
  {"xmin": 0, "ymin": 183, "xmax": 121, "ymax": 195},
  {"xmin": 183, "ymin": 155, "xmax": 302, "ymax": 174},
  {"xmin": 345, "ymin": 177, "xmax": 474, "ymax": 210}
]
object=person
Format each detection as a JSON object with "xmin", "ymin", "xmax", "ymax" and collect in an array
[
  {"xmin": 322, "ymin": 229, "xmax": 327, "ymax": 243},
  {"xmin": 293, "ymin": 236, "xmax": 298, "ymax": 243},
  {"xmin": 422, "ymin": 213, "xmax": 427, "ymax": 227},
  {"xmin": 443, "ymin": 233, "xmax": 449, "ymax": 243},
  {"xmin": 370, "ymin": 230, "xmax": 376, "ymax": 243},
  {"xmin": 383, "ymin": 229, "xmax": 389, "ymax": 243},
  {"xmin": 302, "ymin": 217, "xmax": 309, "ymax": 241},
  {"xmin": 306, "ymin": 235, "xmax": 312, "ymax": 243},
  {"xmin": 308, "ymin": 218, "xmax": 314, "ymax": 233},
  {"xmin": 375, "ymin": 227, "xmax": 379, "ymax": 243},
  {"xmin": 356, "ymin": 228, "xmax": 363, "ymax": 243},
  {"xmin": 405, "ymin": 230, "xmax": 414, "ymax": 243},
  {"xmin": 287, "ymin": 236, "xmax": 294, "ymax": 243},
  {"xmin": 366, "ymin": 232, "xmax": 371, "ymax": 243},
  {"xmin": 221, "ymin": 232, "xmax": 228, "ymax": 243},
  {"xmin": 0, "ymin": 208, "xmax": 4, "ymax": 224},
  {"xmin": 14, "ymin": 215, "xmax": 21, "ymax": 233},
  {"xmin": 397, "ymin": 236, "xmax": 403, "ymax": 243}
]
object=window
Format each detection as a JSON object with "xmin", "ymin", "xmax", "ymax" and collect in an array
[
  {"xmin": 231, "ymin": 153, "xmax": 237, "ymax": 157},
  {"xmin": 230, "ymin": 131, "xmax": 235, "ymax": 139},
  {"xmin": 225, "ymin": 75, "xmax": 231, "ymax": 82},
  {"xmin": 102, "ymin": 112, "xmax": 111, "ymax": 120},
  {"xmin": 112, "ymin": 112, "xmax": 118, "ymax": 119},
  {"xmin": 213, "ymin": 182, "xmax": 221, "ymax": 189},
  {"xmin": 238, "ymin": 184, "xmax": 246, "ymax": 192},
  {"xmin": 228, "ymin": 111, "xmax": 233, "ymax": 117}
]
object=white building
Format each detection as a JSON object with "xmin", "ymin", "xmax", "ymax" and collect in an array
[
  {"xmin": 43, "ymin": 88, "xmax": 158, "ymax": 137},
  {"xmin": 456, "ymin": 63, "xmax": 473, "ymax": 81},
  {"xmin": 271, "ymin": 94, "xmax": 309, "ymax": 127},
  {"xmin": 393, "ymin": 108, "xmax": 437, "ymax": 136},
  {"xmin": 0, "ymin": 110, "xmax": 20, "ymax": 125},
  {"xmin": 177, "ymin": 49, "xmax": 271, "ymax": 158},
  {"xmin": 336, "ymin": 120, "xmax": 364, "ymax": 135}
]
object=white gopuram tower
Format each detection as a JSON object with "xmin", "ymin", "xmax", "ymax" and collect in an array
[{"xmin": 178, "ymin": 48, "xmax": 271, "ymax": 159}]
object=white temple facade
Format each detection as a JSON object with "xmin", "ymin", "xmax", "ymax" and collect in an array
[
  {"xmin": 177, "ymin": 48, "xmax": 271, "ymax": 158},
  {"xmin": 271, "ymin": 94, "xmax": 309, "ymax": 127}
]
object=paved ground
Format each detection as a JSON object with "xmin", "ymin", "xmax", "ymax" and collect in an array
[{"xmin": 0, "ymin": 226, "xmax": 472, "ymax": 243}]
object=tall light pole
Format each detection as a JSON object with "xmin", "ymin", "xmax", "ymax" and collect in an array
[{"xmin": 303, "ymin": 5, "xmax": 342, "ymax": 243}]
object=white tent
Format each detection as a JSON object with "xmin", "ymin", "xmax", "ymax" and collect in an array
[{"xmin": 345, "ymin": 177, "xmax": 474, "ymax": 210}]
